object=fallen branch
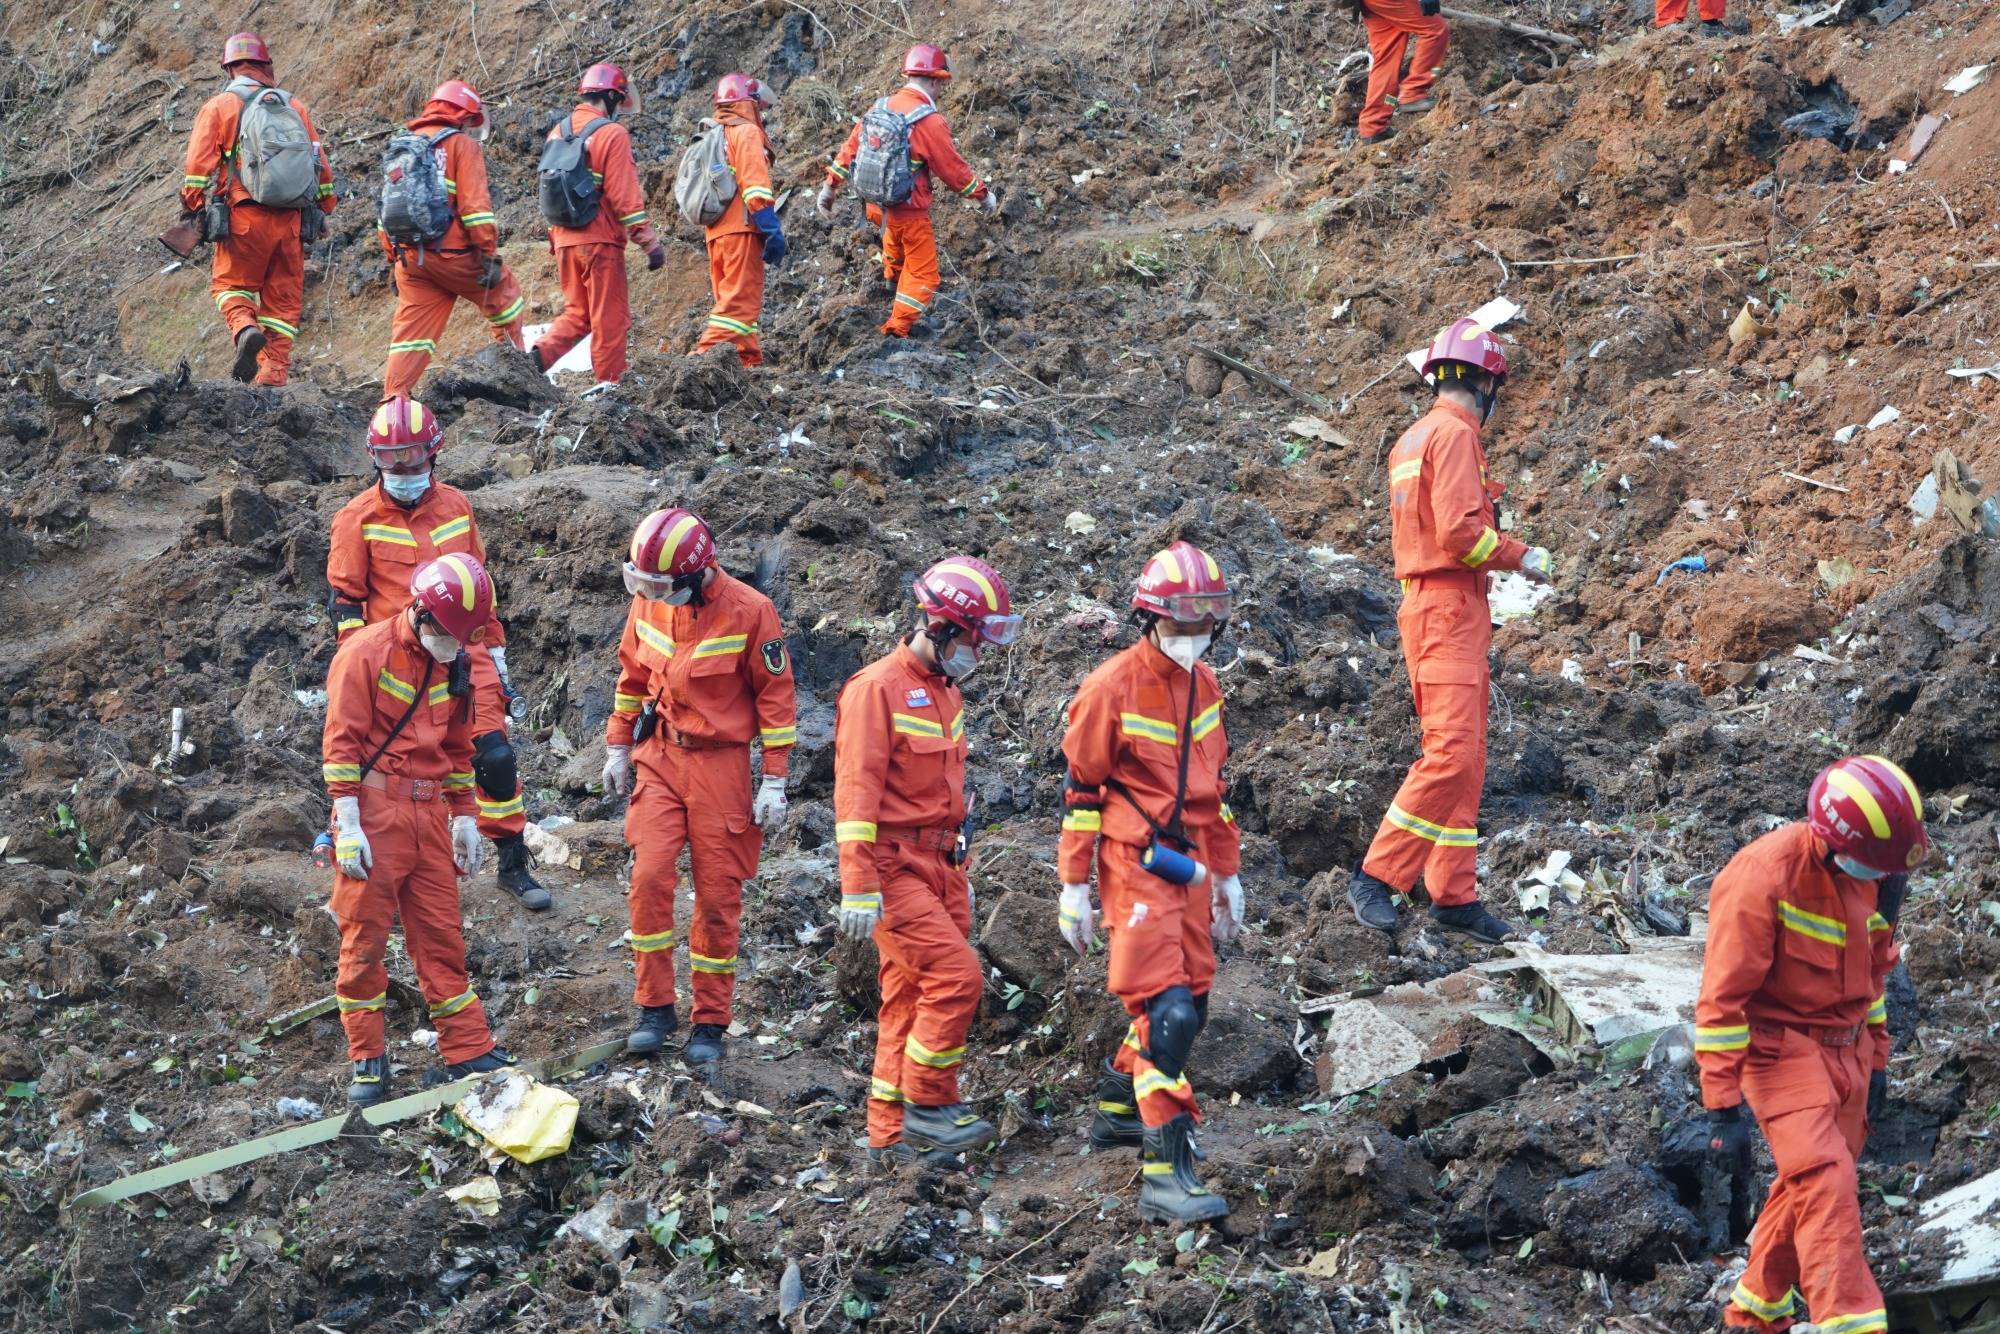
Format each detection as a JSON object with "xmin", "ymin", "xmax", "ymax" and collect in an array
[
  {"xmin": 1506, "ymin": 239, "xmax": 1762, "ymax": 269},
  {"xmin": 1781, "ymin": 470, "xmax": 1849, "ymax": 493},
  {"xmin": 1189, "ymin": 342, "xmax": 1331, "ymax": 410},
  {"xmin": 1441, "ymin": 6, "xmax": 1582, "ymax": 45}
]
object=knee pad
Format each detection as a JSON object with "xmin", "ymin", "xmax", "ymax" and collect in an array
[
  {"xmin": 472, "ymin": 731, "xmax": 516, "ymax": 799},
  {"xmin": 1144, "ymin": 985, "xmax": 1201, "ymax": 1079}
]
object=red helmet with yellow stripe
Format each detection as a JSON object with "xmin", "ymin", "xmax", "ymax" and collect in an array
[
  {"xmin": 367, "ymin": 395, "xmax": 444, "ymax": 473},
  {"xmin": 914, "ymin": 555, "xmax": 1019, "ymax": 645},
  {"xmin": 623, "ymin": 507, "xmax": 716, "ymax": 602},
  {"xmin": 411, "ymin": 553, "xmax": 493, "ymax": 643},
  {"xmin": 1808, "ymin": 754, "xmax": 1928, "ymax": 874},
  {"xmin": 1131, "ymin": 541, "xmax": 1232, "ymax": 624},
  {"xmin": 221, "ymin": 32, "xmax": 272, "ymax": 70}
]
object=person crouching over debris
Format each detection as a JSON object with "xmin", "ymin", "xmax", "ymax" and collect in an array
[
  {"xmin": 1348, "ymin": 317, "xmax": 1553, "ymax": 945},
  {"xmin": 1056, "ymin": 542, "xmax": 1245, "ymax": 1224},
  {"xmin": 322, "ymin": 553, "xmax": 516, "ymax": 1106},
  {"xmin": 832, "ymin": 557, "xmax": 1021, "ymax": 1165},
  {"xmin": 326, "ymin": 397, "xmax": 549, "ymax": 912},
  {"xmin": 603, "ymin": 510, "xmax": 797, "ymax": 1066},
  {"xmin": 1696, "ymin": 755, "xmax": 1922, "ymax": 1334}
]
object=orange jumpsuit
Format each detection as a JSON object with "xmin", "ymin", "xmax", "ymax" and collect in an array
[
  {"xmin": 1357, "ymin": 0, "xmax": 1449, "ymax": 139},
  {"xmin": 1360, "ymin": 398, "xmax": 1526, "ymax": 908},
  {"xmin": 321, "ymin": 615, "xmax": 495, "ymax": 1065},
  {"xmin": 1696, "ymin": 823, "xmax": 1893, "ymax": 1334},
  {"xmin": 608, "ymin": 572, "xmax": 796, "ymax": 1023},
  {"xmin": 380, "ymin": 104, "xmax": 526, "ymax": 397},
  {"xmin": 534, "ymin": 106, "xmax": 659, "ymax": 384},
  {"xmin": 834, "ymin": 643, "xmax": 980, "ymax": 1147},
  {"xmin": 1059, "ymin": 638, "xmax": 1241, "ymax": 1127},
  {"xmin": 827, "ymin": 87, "xmax": 989, "ymax": 337},
  {"xmin": 1656, "ymin": 0, "xmax": 1726, "ymax": 26},
  {"xmin": 692, "ymin": 107, "xmax": 777, "ymax": 367},
  {"xmin": 181, "ymin": 74, "xmax": 337, "ymax": 386},
  {"xmin": 326, "ymin": 479, "xmax": 523, "ymax": 842}
]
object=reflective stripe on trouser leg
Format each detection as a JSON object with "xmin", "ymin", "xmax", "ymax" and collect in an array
[
  {"xmin": 881, "ymin": 213, "xmax": 939, "ymax": 334},
  {"xmin": 869, "ymin": 944, "xmax": 916, "ymax": 1147},
  {"xmin": 330, "ymin": 790, "xmax": 406, "ymax": 1061},
  {"xmin": 624, "ymin": 746, "xmax": 690, "ymax": 1009},
  {"xmin": 691, "ymin": 231, "xmax": 766, "ymax": 367},
  {"xmin": 383, "ymin": 259, "xmax": 457, "ymax": 398},
  {"xmin": 1397, "ymin": 11, "xmax": 1449, "ymax": 104},
  {"xmin": 1100, "ymin": 838, "xmax": 1212, "ymax": 1126},
  {"xmin": 875, "ymin": 845, "xmax": 980, "ymax": 1107},
  {"xmin": 399, "ymin": 805, "xmax": 493, "ymax": 1065},
  {"xmin": 250, "ymin": 211, "xmax": 305, "ymax": 384},
  {"xmin": 583, "ymin": 242, "xmax": 632, "ymax": 383},
  {"xmin": 680, "ymin": 744, "xmax": 756, "ymax": 1026}
]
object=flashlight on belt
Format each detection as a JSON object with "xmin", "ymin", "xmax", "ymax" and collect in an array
[{"xmin": 489, "ymin": 646, "xmax": 530, "ymax": 721}]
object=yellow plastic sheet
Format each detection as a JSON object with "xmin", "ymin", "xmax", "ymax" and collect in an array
[{"xmin": 455, "ymin": 1070, "xmax": 578, "ymax": 1164}]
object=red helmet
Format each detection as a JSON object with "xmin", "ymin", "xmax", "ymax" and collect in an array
[
  {"xmin": 220, "ymin": 32, "xmax": 272, "ymax": 70},
  {"xmin": 367, "ymin": 396, "xmax": 444, "ymax": 472},
  {"xmin": 1420, "ymin": 317, "xmax": 1509, "ymax": 386},
  {"xmin": 714, "ymin": 72, "xmax": 774, "ymax": 109},
  {"xmin": 902, "ymin": 43, "xmax": 951, "ymax": 80},
  {"xmin": 914, "ymin": 556, "xmax": 1020, "ymax": 645},
  {"xmin": 1132, "ymin": 541, "xmax": 1233, "ymax": 624},
  {"xmin": 624, "ymin": 508, "xmax": 715, "ymax": 601},
  {"xmin": 411, "ymin": 553, "xmax": 494, "ymax": 644},
  {"xmin": 579, "ymin": 62, "xmax": 640, "ymax": 114},
  {"xmin": 1808, "ymin": 755, "xmax": 1928, "ymax": 875}
]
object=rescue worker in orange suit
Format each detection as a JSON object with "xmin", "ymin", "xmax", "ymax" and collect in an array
[
  {"xmin": 602, "ymin": 509, "xmax": 796, "ymax": 1064},
  {"xmin": 815, "ymin": 44, "xmax": 999, "ymax": 338},
  {"xmin": 1348, "ymin": 318, "xmax": 1553, "ymax": 945},
  {"xmin": 531, "ymin": 63, "xmax": 666, "ymax": 389},
  {"xmin": 1656, "ymin": 0, "xmax": 1729, "ymax": 37},
  {"xmin": 323, "ymin": 553, "xmax": 517, "ymax": 1105},
  {"xmin": 327, "ymin": 397, "xmax": 550, "ymax": 912},
  {"xmin": 1055, "ymin": 542, "xmax": 1246, "ymax": 1224},
  {"xmin": 1695, "ymin": 755, "xmax": 1925, "ymax": 1334},
  {"xmin": 834, "ymin": 557, "xmax": 1023, "ymax": 1164},
  {"xmin": 691, "ymin": 74, "xmax": 785, "ymax": 368},
  {"xmin": 381, "ymin": 81, "xmax": 527, "ymax": 397},
  {"xmin": 181, "ymin": 32, "xmax": 336, "ymax": 385},
  {"xmin": 1354, "ymin": 0, "xmax": 1448, "ymax": 146}
]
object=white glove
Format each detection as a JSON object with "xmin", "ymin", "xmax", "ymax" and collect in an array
[
  {"xmin": 752, "ymin": 774, "xmax": 788, "ymax": 827},
  {"xmin": 1212, "ymin": 873, "xmax": 1244, "ymax": 946},
  {"xmin": 982, "ymin": 188, "xmax": 1000, "ymax": 216},
  {"xmin": 1058, "ymin": 882, "xmax": 1096, "ymax": 956},
  {"xmin": 602, "ymin": 744, "xmax": 632, "ymax": 798},
  {"xmin": 1521, "ymin": 547, "xmax": 1555, "ymax": 584},
  {"xmin": 815, "ymin": 182, "xmax": 837, "ymax": 219},
  {"xmin": 451, "ymin": 815, "xmax": 481, "ymax": 877},
  {"xmin": 333, "ymin": 796, "xmax": 371, "ymax": 880},
  {"xmin": 837, "ymin": 889, "xmax": 881, "ymax": 941}
]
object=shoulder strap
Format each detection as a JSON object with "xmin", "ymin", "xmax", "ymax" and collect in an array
[
  {"xmin": 426, "ymin": 127, "xmax": 460, "ymax": 147},
  {"xmin": 578, "ymin": 116, "xmax": 614, "ymax": 143},
  {"xmin": 902, "ymin": 103, "xmax": 935, "ymax": 128},
  {"xmin": 357, "ymin": 656, "xmax": 434, "ymax": 781},
  {"xmin": 1104, "ymin": 667, "xmax": 1202, "ymax": 847}
]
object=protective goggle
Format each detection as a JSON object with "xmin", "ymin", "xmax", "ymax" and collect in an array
[
  {"xmin": 622, "ymin": 562, "xmax": 697, "ymax": 604},
  {"xmin": 368, "ymin": 441, "xmax": 433, "ymax": 472},
  {"xmin": 970, "ymin": 612, "xmax": 1023, "ymax": 647},
  {"xmin": 1159, "ymin": 592, "xmax": 1232, "ymax": 623}
]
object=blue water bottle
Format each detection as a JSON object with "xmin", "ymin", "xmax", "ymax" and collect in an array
[{"xmin": 311, "ymin": 830, "xmax": 335, "ymax": 870}]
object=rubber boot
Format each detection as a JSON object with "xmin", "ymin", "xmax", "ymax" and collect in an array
[
  {"xmin": 1089, "ymin": 1059, "xmax": 1144, "ymax": 1149},
  {"xmin": 1139, "ymin": 1114, "xmax": 1229, "ymax": 1224},
  {"xmin": 902, "ymin": 1102, "xmax": 995, "ymax": 1155},
  {"xmin": 347, "ymin": 1056, "xmax": 389, "ymax": 1107},
  {"xmin": 1358, "ymin": 124, "xmax": 1397, "ymax": 146},
  {"xmin": 446, "ymin": 1045, "xmax": 517, "ymax": 1079},
  {"xmin": 627, "ymin": 1004, "xmax": 678, "ymax": 1055},
  {"xmin": 1348, "ymin": 867, "xmax": 1400, "ymax": 932},
  {"xmin": 496, "ymin": 835, "xmax": 552, "ymax": 911},
  {"xmin": 231, "ymin": 325, "xmax": 266, "ymax": 383},
  {"xmin": 1428, "ymin": 899, "xmax": 1518, "ymax": 944},
  {"xmin": 684, "ymin": 1023, "xmax": 726, "ymax": 1065},
  {"xmin": 1700, "ymin": 19, "xmax": 1729, "ymax": 35},
  {"xmin": 866, "ymin": 1141, "xmax": 960, "ymax": 1171}
]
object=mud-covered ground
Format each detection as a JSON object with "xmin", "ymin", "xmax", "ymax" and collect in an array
[{"xmin": 3, "ymin": 0, "xmax": 2000, "ymax": 1330}]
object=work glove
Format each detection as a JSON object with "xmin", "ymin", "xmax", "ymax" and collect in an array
[
  {"xmin": 837, "ymin": 889, "xmax": 882, "ymax": 941},
  {"xmin": 332, "ymin": 796, "xmax": 371, "ymax": 880},
  {"xmin": 478, "ymin": 253, "xmax": 503, "ymax": 288},
  {"xmin": 1420, "ymin": 0, "xmax": 1441, "ymax": 13},
  {"xmin": 1212, "ymin": 873, "xmax": 1245, "ymax": 945},
  {"xmin": 451, "ymin": 815, "xmax": 482, "ymax": 877},
  {"xmin": 1058, "ymin": 882, "xmax": 1096, "ymax": 956},
  {"xmin": 752, "ymin": 774, "xmax": 788, "ymax": 826},
  {"xmin": 748, "ymin": 205, "xmax": 787, "ymax": 267},
  {"xmin": 981, "ymin": 188, "xmax": 1000, "ymax": 216},
  {"xmin": 1704, "ymin": 1104, "xmax": 1753, "ymax": 1179},
  {"xmin": 602, "ymin": 744, "xmax": 633, "ymax": 798},
  {"xmin": 815, "ymin": 182, "xmax": 837, "ymax": 219},
  {"xmin": 1521, "ymin": 547, "xmax": 1555, "ymax": 584},
  {"xmin": 1867, "ymin": 1070, "xmax": 1888, "ymax": 1125},
  {"xmin": 762, "ymin": 229, "xmax": 788, "ymax": 266},
  {"xmin": 646, "ymin": 242, "xmax": 667, "ymax": 272}
]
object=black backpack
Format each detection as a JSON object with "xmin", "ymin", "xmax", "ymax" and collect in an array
[{"xmin": 538, "ymin": 116, "xmax": 614, "ymax": 227}]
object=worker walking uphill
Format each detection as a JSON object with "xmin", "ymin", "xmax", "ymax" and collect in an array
[
  {"xmin": 1354, "ymin": 0, "xmax": 1449, "ymax": 146},
  {"xmin": 603, "ymin": 509, "xmax": 796, "ymax": 1065},
  {"xmin": 1696, "ymin": 755, "xmax": 1924, "ymax": 1334},
  {"xmin": 181, "ymin": 32, "xmax": 336, "ymax": 386},
  {"xmin": 327, "ymin": 397, "xmax": 550, "ymax": 911},
  {"xmin": 532, "ymin": 63, "xmax": 667, "ymax": 389},
  {"xmin": 378, "ymin": 81, "xmax": 527, "ymax": 397},
  {"xmin": 690, "ymin": 74, "xmax": 784, "ymax": 367},
  {"xmin": 322, "ymin": 553, "xmax": 517, "ymax": 1105},
  {"xmin": 1348, "ymin": 318, "xmax": 1552, "ymax": 945},
  {"xmin": 834, "ymin": 558, "xmax": 1022, "ymax": 1164},
  {"xmin": 1656, "ymin": 0, "xmax": 1729, "ymax": 36},
  {"xmin": 815, "ymin": 44, "xmax": 999, "ymax": 339},
  {"xmin": 1056, "ymin": 542, "xmax": 1246, "ymax": 1224}
]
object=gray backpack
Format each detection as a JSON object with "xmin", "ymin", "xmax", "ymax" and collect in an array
[
  {"xmin": 378, "ymin": 128, "xmax": 459, "ymax": 246},
  {"xmin": 673, "ymin": 119, "xmax": 737, "ymax": 227},
  {"xmin": 849, "ymin": 97, "xmax": 934, "ymax": 206},
  {"xmin": 227, "ymin": 76, "xmax": 320, "ymax": 209}
]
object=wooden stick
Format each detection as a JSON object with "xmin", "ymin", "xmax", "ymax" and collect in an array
[
  {"xmin": 1440, "ymin": 6, "xmax": 1583, "ymax": 45},
  {"xmin": 1505, "ymin": 239, "xmax": 1762, "ymax": 268},
  {"xmin": 1781, "ymin": 470, "xmax": 1849, "ymax": 493},
  {"xmin": 1189, "ymin": 342, "xmax": 1331, "ymax": 409}
]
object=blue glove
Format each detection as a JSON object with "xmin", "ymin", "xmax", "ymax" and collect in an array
[{"xmin": 748, "ymin": 205, "xmax": 786, "ymax": 267}]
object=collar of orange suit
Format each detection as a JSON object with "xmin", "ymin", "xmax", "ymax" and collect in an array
[
  {"xmin": 893, "ymin": 639, "xmax": 950, "ymax": 682},
  {"xmin": 392, "ymin": 611, "xmax": 424, "ymax": 654},
  {"xmin": 665, "ymin": 568, "xmax": 739, "ymax": 627},
  {"xmin": 1430, "ymin": 396, "xmax": 1482, "ymax": 433},
  {"xmin": 716, "ymin": 105, "xmax": 773, "ymax": 151},
  {"xmin": 410, "ymin": 105, "xmax": 479, "ymax": 132},
  {"xmin": 1135, "ymin": 633, "xmax": 1202, "ymax": 684}
]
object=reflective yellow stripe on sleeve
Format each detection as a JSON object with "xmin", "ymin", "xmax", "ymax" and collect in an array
[{"xmin": 1460, "ymin": 527, "xmax": 1501, "ymax": 568}]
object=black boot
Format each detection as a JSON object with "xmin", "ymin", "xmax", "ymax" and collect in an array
[
  {"xmin": 902, "ymin": 1102, "xmax": 995, "ymax": 1155},
  {"xmin": 684, "ymin": 1023, "xmax": 725, "ymax": 1065},
  {"xmin": 231, "ymin": 325, "xmax": 266, "ymax": 383},
  {"xmin": 1428, "ymin": 899, "xmax": 1519, "ymax": 944},
  {"xmin": 1139, "ymin": 1114, "xmax": 1229, "ymax": 1224},
  {"xmin": 627, "ymin": 1004, "xmax": 678, "ymax": 1055},
  {"xmin": 347, "ymin": 1055, "xmax": 389, "ymax": 1107},
  {"xmin": 865, "ymin": 1141, "xmax": 960, "ymax": 1171},
  {"xmin": 446, "ymin": 1046, "xmax": 517, "ymax": 1078},
  {"xmin": 496, "ymin": 835, "xmax": 552, "ymax": 911},
  {"xmin": 1348, "ymin": 867, "xmax": 1400, "ymax": 932},
  {"xmin": 1089, "ymin": 1059, "xmax": 1143, "ymax": 1149}
]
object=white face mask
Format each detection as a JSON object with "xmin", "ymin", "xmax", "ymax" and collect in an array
[
  {"xmin": 940, "ymin": 642, "xmax": 980, "ymax": 679},
  {"xmin": 382, "ymin": 469, "xmax": 431, "ymax": 504},
  {"xmin": 1833, "ymin": 854, "xmax": 1889, "ymax": 881},
  {"xmin": 1157, "ymin": 632, "xmax": 1211, "ymax": 672},
  {"xmin": 419, "ymin": 629, "xmax": 461, "ymax": 664}
]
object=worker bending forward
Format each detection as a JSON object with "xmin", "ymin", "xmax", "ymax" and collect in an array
[
  {"xmin": 1697, "ymin": 755, "xmax": 1923, "ymax": 1334},
  {"xmin": 692, "ymin": 74, "xmax": 785, "ymax": 367},
  {"xmin": 603, "ymin": 509, "xmax": 796, "ymax": 1065},
  {"xmin": 322, "ymin": 554, "xmax": 515, "ymax": 1105},
  {"xmin": 834, "ymin": 557, "xmax": 1021, "ymax": 1163},
  {"xmin": 1057, "ymin": 541, "xmax": 1246, "ymax": 1224}
]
